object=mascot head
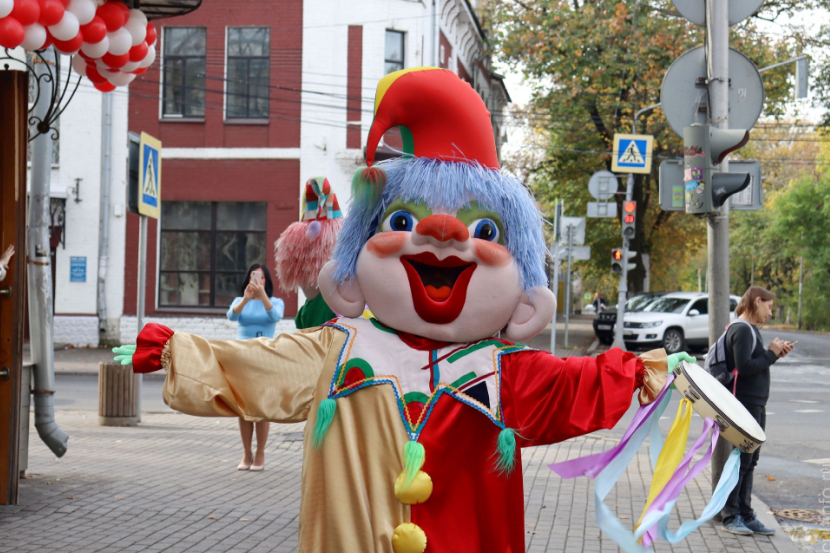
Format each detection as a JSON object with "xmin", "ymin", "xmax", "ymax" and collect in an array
[
  {"xmin": 319, "ymin": 68, "xmax": 555, "ymax": 343},
  {"xmin": 274, "ymin": 177, "xmax": 343, "ymax": 298}
]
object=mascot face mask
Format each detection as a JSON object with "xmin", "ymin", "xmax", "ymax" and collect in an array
[{"xmin": 319, "ymin": 68, "xmax": 556, "ymax": 343}]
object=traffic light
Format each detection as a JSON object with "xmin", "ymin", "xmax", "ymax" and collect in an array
[
  {"xmin": 622, "ymin": 201, "xmax": 636, "ymax": 239},
  {"xmin": 683, "ymin": 124, "xmax": 751, "ymax": 214},
  {"xmin": 611, "ymin": 249, "xmax": 637, "ymax": 274},
  {"xmin": 611, "ymin": 249, "xmax": 623, "ymax": 273}
]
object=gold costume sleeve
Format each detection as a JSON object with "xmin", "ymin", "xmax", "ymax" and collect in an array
[
  {"xmin": 638, "ymin": 348, "xmax": 669, "ymax": 405},
  {"xmin": 159, "ymin": 326, "xmax": 338, "ymax": 423}
]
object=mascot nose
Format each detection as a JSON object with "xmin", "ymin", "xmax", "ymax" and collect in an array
[{"xmin": 415, "ymin": 215, "xmax": 470, "ymax": 243}]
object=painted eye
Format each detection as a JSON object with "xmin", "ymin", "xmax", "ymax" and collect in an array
[
  {"xmin": 382, "ymin": 210, "xmax": 418, "ymax": 232},
  {"xmin": 470, "ymin": 218, "xmax": 500, "ymax": 242}
]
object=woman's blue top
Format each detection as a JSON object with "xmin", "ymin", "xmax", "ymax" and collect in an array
[{"xmin": 227, "ymin": 297, "xmax": 285, "ymax": 339}]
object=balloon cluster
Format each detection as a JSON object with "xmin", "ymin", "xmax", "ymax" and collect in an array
[{"xmin": 0, "ymin": 0, "xmax": 156, "ymax": 91}]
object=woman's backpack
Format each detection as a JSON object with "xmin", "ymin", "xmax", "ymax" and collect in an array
[{"xmin": 703, "ymin": 318, "xmax": 756, "ymax": 392}]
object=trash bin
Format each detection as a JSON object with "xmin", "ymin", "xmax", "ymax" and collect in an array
[{"xmin": 98, "ymin": 362, "xmax": 139, "ymax": 426}]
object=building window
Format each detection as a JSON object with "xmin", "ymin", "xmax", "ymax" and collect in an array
[
  {"xmin": 384, "ymin": 30, "xmax": 404, "ymax": 74},
  {"xmin": 226, "ymin": 27, "xmax": 270, "ymax": 119},
  {"xmin": 162, "ymin": 27, "xmax": 206, "ymax": 118},
  {"xmin": 159, "ymin": 201, "xmax": 267, "ymax": 308}
]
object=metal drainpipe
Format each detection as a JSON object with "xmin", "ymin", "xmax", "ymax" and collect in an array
[
  {"xmin": 97, "ymin": 93, "xmax": 112, "ymax": 336},
  {"xmin": 28, "ymin": 47, "xmax": 68, "ymax": 457},
  {"xmin": 433, "ymin": 0, "xmax": 440, "ymax": 67}
]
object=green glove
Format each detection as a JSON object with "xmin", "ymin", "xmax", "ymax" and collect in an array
[
  {"xmin": 113, "ymin": 345, "xmax": 137, "ymax": 366},
  {"xmin": 667, "ymin": 351, "xmax": 696, "ymax": 373}
]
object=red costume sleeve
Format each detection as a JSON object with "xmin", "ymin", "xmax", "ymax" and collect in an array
[
  {"xmin": 500, "ymin": 348, "xmax": 645, "ymax": 447},
  {"xmin": 132, "ymin": 323, "xmax": 175, "ymax": 374}
]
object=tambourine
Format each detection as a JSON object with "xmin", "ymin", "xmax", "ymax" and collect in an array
[{"xmin": 672, "ymin": 360, "xmax": 765, "ymax": 453}]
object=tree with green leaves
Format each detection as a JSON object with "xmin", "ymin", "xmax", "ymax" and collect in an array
[{"xmin": 482, "ymin": 0, "xmax": 808, "ymax": 296}]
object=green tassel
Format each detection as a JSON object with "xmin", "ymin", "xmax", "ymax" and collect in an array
[
  {"xmin": 351, "ymin": 166, "xmax": 386, "ymax": 209},
  {"xmin": 402, "ymin": 441, "xmax": 425, "ymax": 490},
  {"xmin": 494, "ymin": 428, "xmax": 517, "ymax": 475},
  {"xmin": 312, "ymin": 398, "xmax": 337, "ymax": 449}
]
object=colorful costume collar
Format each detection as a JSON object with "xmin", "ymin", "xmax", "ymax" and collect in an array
[{"xmin": 323, "ymin": 317, "xmax": 527, "ymax": 441}]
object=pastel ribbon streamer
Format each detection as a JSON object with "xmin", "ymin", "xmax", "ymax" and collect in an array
[
  {"xmin": 549, "ymin": 378, "xmax": 742, "ymax": 553},
  {"xmin": 638, "ymin": 418, "xmax": 719, "ymax": 546},
  {"xmin": 639, "ymin": 446, "xmax": 741, "ymax": 547},
  {"xmin": 635, "ymin": 399, "xmax": 693, "ymax": 530}
]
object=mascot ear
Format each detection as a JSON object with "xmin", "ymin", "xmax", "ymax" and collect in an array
[
  {"xmin": 504, "ymin": 286, "xmax": 557, "ymax": 342},
  {"xmin": 318, "ymin": 261, "xmax": 366, "ymax": 318}
]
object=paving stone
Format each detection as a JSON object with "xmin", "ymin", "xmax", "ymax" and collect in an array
[{"xmin": 2, "ymin": 410, "xmax": 798, "ymax": 552}]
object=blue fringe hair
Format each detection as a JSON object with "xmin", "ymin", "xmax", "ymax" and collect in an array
[{"xmin": 332, "ymin": 157, "xmax": 549, "ymax": 291}]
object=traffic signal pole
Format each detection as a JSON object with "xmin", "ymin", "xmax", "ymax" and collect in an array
[
  {"xmin": 611, "ymin": 172, "xmax": 635, "ymax": 351},
  {"xmin": 707, "ymin": 0, "xmax": 732, "ymax": 352},
  {"xmin": 707, "ymin": 0, "xmax": 735, "ymax": 504}
]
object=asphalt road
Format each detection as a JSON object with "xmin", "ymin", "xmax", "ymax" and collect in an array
[{"xmin": 53, "ymin": 373, "xmax": 172, "ymax": 413}]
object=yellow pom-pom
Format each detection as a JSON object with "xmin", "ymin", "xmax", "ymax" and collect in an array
[
  {"xmin": 394, "ymin": 470, "xmax": 433, "ymax": 504},
  {"xmin": 392, "ymin": 522, "xmax": 427, "ymax": 553}
]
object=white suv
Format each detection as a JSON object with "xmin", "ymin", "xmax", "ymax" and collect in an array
[{"xmin": 622, "ymin": 292, "xmax": 740, "ymax": 354}]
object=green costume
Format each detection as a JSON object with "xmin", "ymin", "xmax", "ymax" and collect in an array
[{"xmin": 295, "ymin": 293, "xmax": 336, "ymax": 329}]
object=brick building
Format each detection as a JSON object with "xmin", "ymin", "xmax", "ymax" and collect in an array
[{"xmin": 50, "ymin": 0, "xmax": 510, "ymax": 344}]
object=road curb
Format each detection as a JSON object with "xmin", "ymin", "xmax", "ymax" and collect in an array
[{"xmin": 749, "ymin": 494, "xmax": 803, "ymax": 553}]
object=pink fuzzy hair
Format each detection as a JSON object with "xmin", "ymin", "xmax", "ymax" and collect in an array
[{"xmin": 274, "ymin": 217, "xmax": 343, "ymax": 292}]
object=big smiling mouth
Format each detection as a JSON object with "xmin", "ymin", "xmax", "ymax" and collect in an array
[{"xmin": 401, "ymin": 253, "xmax": 477, "ymax": 324}]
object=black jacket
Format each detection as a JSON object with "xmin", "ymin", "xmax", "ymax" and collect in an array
[{"xmin": 724, "ymin": 321, "xmax": 778, "ymax": 406}]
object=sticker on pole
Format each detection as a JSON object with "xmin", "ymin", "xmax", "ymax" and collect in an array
[
  {"xmin": 612, "ymin": 133, "xmax": 653, "ymax": 174},
  {"xmin": 138, "ymin": 132, "xmax": 162, "ymax": 219}
]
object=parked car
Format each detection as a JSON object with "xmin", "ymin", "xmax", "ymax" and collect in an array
[
  {"xmin": 592, "ymin": 293, "xmax": 665, "ymax": 345},
  {"xmin": 622, "ymin": 292, "xmax": 740, "ymax": 353}
]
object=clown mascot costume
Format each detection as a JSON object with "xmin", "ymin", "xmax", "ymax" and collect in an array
[
  {"xmin": 115, "ymin": 68, "xmax": 697, "ymax": 553},
  {"xmin": 274, "ymin": 177, "xmax": 343, "ymax": 329}
]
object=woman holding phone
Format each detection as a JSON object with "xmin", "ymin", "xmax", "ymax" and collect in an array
[
  {"xmin": 227, "ymin": 263, "xmax": 285, "ymax": 471},
  {"xmin": 721, "ymin": 286, "xmax": 793, "ymax": 536}
]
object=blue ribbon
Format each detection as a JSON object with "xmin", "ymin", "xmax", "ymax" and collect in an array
[{"xmin": 591, "ymin": 394, "xmax": 742, "ymax": 553}]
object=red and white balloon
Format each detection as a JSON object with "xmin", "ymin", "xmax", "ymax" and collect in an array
[{"xmin": 0, "ymin": 0, "xmax": 155, "ymax": 91}]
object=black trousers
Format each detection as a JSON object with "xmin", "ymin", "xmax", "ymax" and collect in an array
[{"xmin": 723, "ymin": 404, "xmax": 766, "ymax": 521}]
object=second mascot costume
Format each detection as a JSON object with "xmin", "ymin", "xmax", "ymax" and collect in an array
[{"xmin": 119, "ymin": 68, "xmax": 675, "ymax": 553}]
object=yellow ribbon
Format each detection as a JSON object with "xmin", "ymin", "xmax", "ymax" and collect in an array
[{"xmin": 635, "ymin": 398, "xmax": 693, "ymax": 531}]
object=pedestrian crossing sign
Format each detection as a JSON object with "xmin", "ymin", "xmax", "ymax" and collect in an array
[
  {"xmin": 138, "ymin": 132, "xmax": 162, "ymax": 219},
  {"xmin": 611, "ymin": 133, "xmax": 653, "ymax": 174}
]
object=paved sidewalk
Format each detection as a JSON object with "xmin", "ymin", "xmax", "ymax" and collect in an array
[{"xmin": 1, "ymin": 411, "xmax": 797, "ymax": 552}]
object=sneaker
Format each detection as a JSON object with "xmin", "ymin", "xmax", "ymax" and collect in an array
[
  {"xmin": 743, "ymin": 516, "xmax": 776, "ymax": 535},
  {"xmin": 722, "ymin": 516, "xmax": 754, "ymax": 536}
]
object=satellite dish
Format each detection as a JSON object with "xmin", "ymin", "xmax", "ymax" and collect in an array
[
  {"xmin": 588, "ymin": 170, "xmax": 620, "ymax": 201},
  {"xmin": 660, "ymin": 46, "xmax": 765, "ymax": 137},
  {"xmin": 670, "ymin": 0, "xmax": 764, "ymax": 26}
]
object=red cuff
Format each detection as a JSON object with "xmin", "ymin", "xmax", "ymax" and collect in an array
[
  {"xmin": 634, "ymin": 356, "xmax": 646, "ymax": 389},
  {"xmin": 132, "ymin": 323, "xmax": 175, "ymax": 374}
]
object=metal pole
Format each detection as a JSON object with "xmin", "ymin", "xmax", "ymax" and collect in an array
[
  {"xmin": 707, "ymin": 0, "xmax": 733, "ymax": 503},
  {"xmin": 27, "ymin": 48, "xmax": 68, "ymax": 457},
  {"xmin": 550, "ymin": 242, "xmax": 560, "ymax": 353},
  {"xmin": 97, "ymin": 93, "xmax": 112, "ymax": 338},
  {"xmin": 564, "ymin": 225, "xmax": 573, "ymax": 348},
  {"xmin": 797, "ymin": 253, "xmax": 803, "ymax": 329},
  {"xmin": 612, "ymin": 172, "xmax": 635, "ymax": 350},
  {"xmin": 136, "ymin": 215, "xmax": 147, "ymax": 420},
  {"xmin": 706, "ymin": 0, "xmax": 731, "ymax": 350}
]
